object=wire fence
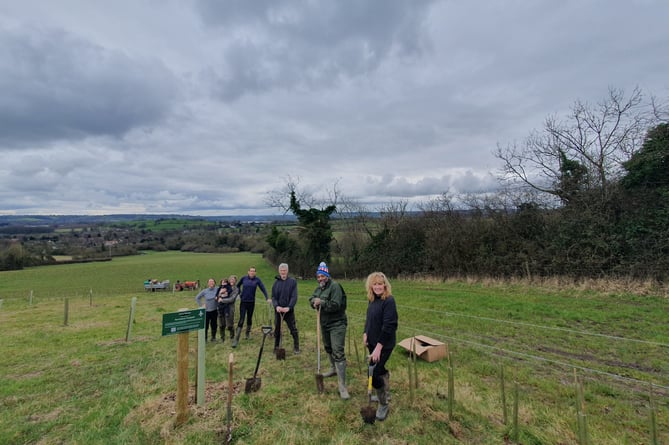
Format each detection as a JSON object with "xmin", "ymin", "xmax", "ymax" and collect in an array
[
  {"xmin": 4, "ymin": 287, "xmax": 667, "ymax": 393},
  {"xmin": 345, "ymin": 298, "xmax": 667, "ymax": 442},
  {"xmin": 349, "ymin": 299, "xmax": 668, "ymax": 391}
]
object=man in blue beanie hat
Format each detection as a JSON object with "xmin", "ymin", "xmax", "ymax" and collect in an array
[{"xmin": 309, "ymin": 261, "xmax": 349, "ymax": 399}]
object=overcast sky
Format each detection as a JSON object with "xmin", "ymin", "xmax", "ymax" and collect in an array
[{"xmin": 1, "ymin": 0, "xmax": 667, "ymax": 216}]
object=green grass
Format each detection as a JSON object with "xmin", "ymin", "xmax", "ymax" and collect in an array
[
  {"xmin": 1, "ymin": 252, "xmax": 667, "ymax": 444},
  {"xmin": 0, "ymin": 251, "xmax": 273, "ymax": 300},
  {"xmin": 108, "ymin": 218, "xmax": 219, "ymax": 232}
]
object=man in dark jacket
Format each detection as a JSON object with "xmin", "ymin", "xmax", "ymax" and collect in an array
[
  {"xmin": 232, "ymin": 266, "xmax": 269, "ymax": 347},
  {"xmin": 271, "ymin": 263, "xmax": 300, "ymax": 354},
  {"xmin": 309, "ymin": 262, "xmax": 349, "ymax": 399}
]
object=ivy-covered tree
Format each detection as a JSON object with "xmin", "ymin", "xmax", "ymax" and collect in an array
[
  {"xmin": 621, "ymin": 123, "xmax": 669, "ymax": 189},
  {"xmin": 289, "ymin": 190, "xmax": 336, "ymax": 269},
  {"xmin": 617, "ymin": 122, "xmax": 669, "ymax": 279},
  {"xmin": 556, "ymin": 150, "xmax": 589, "ymax": 204}
]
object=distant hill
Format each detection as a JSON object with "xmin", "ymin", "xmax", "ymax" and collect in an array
[{"xmin": 0, "ymin": 214, "xmax": 297, "ymax": 226}]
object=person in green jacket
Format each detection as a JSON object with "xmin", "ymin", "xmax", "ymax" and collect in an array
[{"xmin": 309, "ymin": 262, "xmax": 349, "ymax": 399}]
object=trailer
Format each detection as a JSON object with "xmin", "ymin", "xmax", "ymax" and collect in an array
[{"xmin": 144, "ymin": 279, "xmax": 171, "ymax": 291}]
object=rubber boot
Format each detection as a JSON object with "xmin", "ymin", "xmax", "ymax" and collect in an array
[
  {"xmin": 220, "ymin": 328, "xmax": 225, "ymax": 343},
  {"xmin": 370, "ymin": 371, "xmax": 391, "ymax": 402},
  {"xmin": 232, "ymin": 327, "xmax": 242, "ymax": 348},
  {"xmin": 375, "ymin": 373, "xmax": 390, "ymax": 420},
  {"xmin": 335, "ymin": 361, "xmax": 350, "ymax": 400},
  {"xmin": 245, "ymin": 326, "xmax": 251, "ymax": 340},
  {"xmin": 322, "ymin": 354, "xmax": 336, "ymax": 377}
]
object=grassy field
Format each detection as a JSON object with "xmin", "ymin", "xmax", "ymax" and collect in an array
[
  {"xmin": 107, "ymin": 218, "xmax": 219, "ymax": 232},
  {"xmin": 0, "ymin": 252, "xmax": 667, "ymax": 444}
]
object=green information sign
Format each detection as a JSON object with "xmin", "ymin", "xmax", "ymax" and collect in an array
[{"xmin": 162, "ymin": 308, "xmax": 205, "ymax": 336}]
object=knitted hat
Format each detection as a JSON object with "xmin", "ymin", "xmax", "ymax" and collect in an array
[{"xmin": 316, "ymin": 261, "xmax": 330, "ymax": 278}]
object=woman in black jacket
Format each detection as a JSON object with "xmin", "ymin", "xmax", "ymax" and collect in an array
[{"xmin": 363, "ymin": 271, "xmax": 398, "ymax": 421}]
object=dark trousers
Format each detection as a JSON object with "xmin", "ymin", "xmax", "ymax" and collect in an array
[
  {"xmin": 322, "ymin": 320, "xmax": 347, "ymax": 362},
  {"xmin": 274, "ymin": 310, "xmax": 299, "ymax": 349},
  {"xmin": 205, "ymin": 310, "xmax": 218, "ymax": 340},
  {"xmin": 218, "ymin": 304, "xmax": 235, "ymax": 335},
  {"xmin": 237, "ymin": 301, "xmax": 255, "ymax": 331},
  {"xmin": 368, "ymin": 347, "xmax": 393, "ymax": 389}
]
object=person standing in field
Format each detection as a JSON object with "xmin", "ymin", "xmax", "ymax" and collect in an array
[
  {"xmin": 271, "ymin": 263, "xmax": 300, "ymax": 354},
  {"xmin": 309, "ymin": 262, "xmax": 349, "ymax": 399},
  {"xmin": 220, "ymin": 275, "xmax": 239, "ymax": 341},
  {"xmin": 195, "ymin": 278, "xmax": 219, "ymax": 342},
  {"xmin": 216, "ymin": 278, "xmax": 236, "ymax": 343},
  {"xmin": 363, "ymin": 271, "xmax": 398, "ymax": 420},
  {"xmin": 232, "ymin": 266, "xmax": 270, "ymax": 348}
]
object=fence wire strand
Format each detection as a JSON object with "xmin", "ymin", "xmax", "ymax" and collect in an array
[{"xmin": 348, "ymin": 299, "xmax": 669, "ymax": 393}]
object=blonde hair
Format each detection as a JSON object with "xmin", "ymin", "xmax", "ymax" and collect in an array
[
  {"xmin": 365, "ymin": 272, "xmax": 392, "ymax": 302},
  {"xmin": 228, "ymin": 274, "xmax": 238, "ymax": 283}
]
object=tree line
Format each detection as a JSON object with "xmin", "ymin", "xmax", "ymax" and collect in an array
[{"xmin": 266, "ymin": 88, "xmax": 668, "ymax": 281}]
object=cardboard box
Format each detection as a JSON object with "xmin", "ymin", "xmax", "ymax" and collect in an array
[{"xmin": 398, "ymin": 335, "xmax": 447, "ymax": 362}]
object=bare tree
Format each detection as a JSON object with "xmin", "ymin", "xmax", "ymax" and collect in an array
[
  {"xmin": 651, "ymin": 95, "xmax": 669, "ymax": 122},
  {"xmin": 495, "ymin": 87, "xmax": 654, "ymax": 205},
  {"xmin": 264, "ymin": 176, "xmax": 345, "ymax": 213},
  {"xmin": 264, "ymin": 175, "xmax": 315, "ymax": 213}
]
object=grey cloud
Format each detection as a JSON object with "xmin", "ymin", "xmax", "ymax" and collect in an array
[
  {"xmin": 0, "ymin": 23, "xmax": 179, "ymax": 147},
  {"xmin": 451, "ymin": 170, "xmax": 498, "ymax": 194},
  {"xmin": 361, "ymin": 174, "xmax": 447, "ymax": 198},
  {"xmin": 197, "ymin": 0, "xmax": 436, "ymax": 100},
  {"xmin": 362, "ymin": 170, "xmax": 498, "ymax": 198}
]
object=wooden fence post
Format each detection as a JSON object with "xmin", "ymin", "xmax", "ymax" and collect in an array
[
  {"xmin": 63, "ymin": 298, "xmax": 69, "ymax": 326},
  {"xmin": 353, "ymin": 335, "xmax": 362, "ymax": 376},
  {"xmin": 649, "ymin": 383, "xmax": 658, "ymax": 445},
  {"xmin": 125, "ymin": 297, "xmax": 137, "ymax": 342},
  {"xmin": 408, "ymin": 356, "xmax": 414, "ymax": 404},
  {"xmin": 412, "ymin": 337, "xmax": 419, "ymax": 389},
  {"xmin": 447, "ymin": 351, "xmax": 454, "ymax": 419},
  {"xmin": 574, "ymin": 369, "xmax": 590, "ymax": 445},
  {"xmin": 500, "ymin": 364, "xmax": 508, "ymax": 425},
  {"xmin": 512, "ymin": 381, "xmax": 519, "ymax": 442}
]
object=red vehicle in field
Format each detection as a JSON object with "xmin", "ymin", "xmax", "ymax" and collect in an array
[{"xmin": 174, "ymin": 280, "xmax": 200, "ymax": 291}]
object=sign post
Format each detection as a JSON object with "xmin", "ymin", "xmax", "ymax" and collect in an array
[
  {"xmin": 162, "ymin": 308, "xmax": 205, "ymax": 336},
  {"xmin": 176, "ymin": 331, "xmax": 189, "ymax": 425},
  {"xmin": 162, "ymin": 308, "xmax": 205, "ymax": 425}
]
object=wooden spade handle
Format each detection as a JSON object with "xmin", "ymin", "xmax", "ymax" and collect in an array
[{"xmin": 316, "ymin": 307, "xmax": 321, "ymax": 372}]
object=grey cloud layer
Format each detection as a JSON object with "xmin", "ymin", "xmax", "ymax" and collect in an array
[
  {"xmin": 0, "ymin": 0, "xmax": 667, "ymax": 215},
  {"xmin": 0, "ymin": 23, "xmax": 178, "ymax": 146},
  {"xmin": 197, "ymin": 0, "xmax": 434, "ymax": 100}
]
